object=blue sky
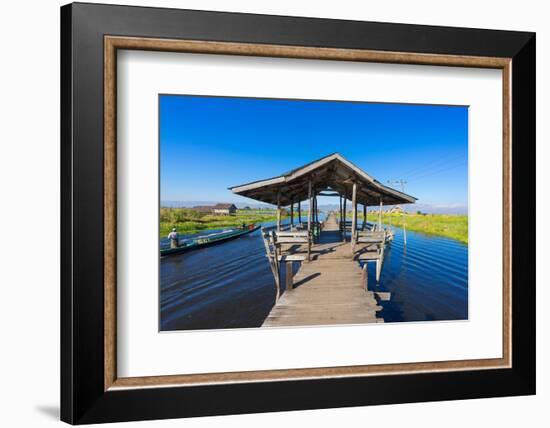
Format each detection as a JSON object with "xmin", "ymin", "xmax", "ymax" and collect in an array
[{"xmin": 160, "ymin": 95, "xmax": 468, "ymax": 213}]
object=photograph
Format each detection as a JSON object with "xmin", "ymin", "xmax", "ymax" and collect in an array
[{"xmin": 159, "ymin": 95, "xmax": 469, "ymax": 331}]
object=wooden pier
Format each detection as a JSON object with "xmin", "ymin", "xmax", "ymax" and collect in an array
[
  {"xmin": 262, "ymin": 213, "xmax": 384, "ymax": 327},
  {"xmin": 229, "ymin": 153, "xmax": 416, "ymax": 328}
]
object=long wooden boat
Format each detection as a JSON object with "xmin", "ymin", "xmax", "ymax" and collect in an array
[{"xmin": 160, "ymin": 224, "xmax": 261, "ymax": 257}]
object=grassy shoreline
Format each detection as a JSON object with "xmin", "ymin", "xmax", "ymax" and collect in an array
[
  {"xmin": 161, "ymin": 208, "xmax": 468, "ymax": 244},
  {"xmin": 340, "ymin": 212, "xmax": 468, "ymax": 244},
  {"xmin": 159, "ymin": 207, "xmax": 285, "ymax": 238}
]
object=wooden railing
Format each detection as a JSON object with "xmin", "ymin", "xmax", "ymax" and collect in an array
[
  {"xmin": 261, "ymin": 228, "xmax": 311, "ymax": 301},
  {"xmin": 355, "ymin": 230, "xmax": 387, "ymax": 282}
]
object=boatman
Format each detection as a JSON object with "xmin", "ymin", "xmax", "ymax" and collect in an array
[{"xmin": 168, "ymin": 228, "xmax": 179, "ymax": 248}]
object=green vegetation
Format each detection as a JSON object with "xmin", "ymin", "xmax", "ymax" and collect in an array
[
  {"xmin": 160, "ymin": 207, "xmax": 285, "ymax": 237},
  {"xmin": 339, "ymin": 212, "xmax": 468, "ymax": 244}
]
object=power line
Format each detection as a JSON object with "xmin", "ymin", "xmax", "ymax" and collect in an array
[
  {"xmin": 401, "ymin": 153, "xmax": 465, "ymax": 180},
  {"xmin": 399, "ymin": 152, "xmax": 457, "ymax": 177},
  {"xmin": 387, "ymin": 179, "xmax": 407, "ymax": 193},
  {"xmin": 407, "ymin": 160, "xmax": 467, "ymax": 182}
]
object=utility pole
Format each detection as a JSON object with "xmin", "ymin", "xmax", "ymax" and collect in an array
[{"xmin": 387, "ymin": 180, "xmax": 408, "ymax": 246}]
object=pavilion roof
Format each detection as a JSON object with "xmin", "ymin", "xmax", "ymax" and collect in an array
[{"xmin": 229, "ymin": 153, "xmax": 416, "ymax": 206}]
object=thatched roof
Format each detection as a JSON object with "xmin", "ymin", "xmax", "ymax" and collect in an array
[{"xmin": 229, "ymin": 153, "xmax": 416, "ymax": 206}]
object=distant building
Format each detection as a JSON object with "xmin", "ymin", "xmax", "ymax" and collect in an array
[
  {"xmin": 192, "ymin": 203, "xmax": 237, "ymax": 215},
  {"xmin": 212, "ymin": 203, "xmax": 237, "ymax": 215}
]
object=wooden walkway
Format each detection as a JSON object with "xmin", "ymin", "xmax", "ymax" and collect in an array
[{"xmin": 262, "ymin": 213, "xmax": 383, "ymax": 327}]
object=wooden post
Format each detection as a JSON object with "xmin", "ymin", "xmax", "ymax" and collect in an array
[
  {"xmin": 307, "ymin": 181, "xmax": 312, "ymax": 234},
  {"xmin": 267, "ymin": 231, "xmax": 280, "ymax": 300},
  {"xmin": 285, "ymin": 262, "xmax": 293, "ymax": 292},
  {"xmin": 403, "ymin": 208, "xmax": 407, "ymax": 246},
  {"xmin": 316, "ymin": 196, "xmax": 319, "ymax": 224},
  {"xmin": 307, "ymin": 180, "xmax": 312, "ymax": 261},
  {"xmin": 354, "ymin": 204, "xmax": 358, "ymax": 235},
  {"xmin": 298, "ymin": 200, "xmax": 302, "ymax": 224},
  {"xmin": 339, "ymin": 195, "xmax": 343, "ymax": 231},
  {"xmin": 363, "ymin": 204, "xmax": 367, "ymax": 230},
  {"xmin": 351, "ymin": 182, "xmax": 357, "ymax": 254},
  {"xmin": 362, "ymin": 262, "xmax": 368, "ymax": 291},
  {"xmin": 314, "ymin": 195, "xmax": 319, "ymax": 237},
  {"xmin": 342, "ymin": 195, "xmax": 347, "ymax": 242},
  {"xmin": 378, "ymin": 198, "xmax": 383, "ymax": 230},
  {"xmin": 277, "ymin": 191, "xmax": 281, "ymax": 231},
  {"xmin": 376, "ymin": 233, "xmax": 386, "ymax": 282},
  {"xmin": 290, "ymin": 200, "xmax": 294, "ymax": 227},
  {"xmin": 261, "ymin": 228, "xmax": 279, "ymax": 297}
]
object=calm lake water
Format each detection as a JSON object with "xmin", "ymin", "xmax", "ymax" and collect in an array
[{"xmin": 160, "ymin": 217, "xmax": 468, "ymax": 331}]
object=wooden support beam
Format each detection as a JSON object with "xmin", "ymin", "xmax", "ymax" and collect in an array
[
  {"xmin": 307, "ymin": 180, "xmax": 312, "ymax": 235},
  {"xmin": 290, "ymin": 200, "xmax": 294, "ymax": 227},
  {"xmin": 314, "ymin": 195, "xmax": 319, "ymax": 238},
  {"xmin": 342, "ymin": 195, "xmax": 347, "ymax": 242},
  {"xmin": 316, "ymin": 196, "xmax": 319, "ymax": 225},
  {"xmin": 402, "ymin": 208, "xmax": 407, "ymax": 246},
  {"xmin": 285, "ymin": 262, "xmax": 293, "ymax": 292},
  {"xmin": 307, "ymin": 181, "xmax": 312, "ymax": 261},
  {"xmin": 363, "ymin": 204, "xmax": 367, "ymax": 229},
  {"xmin": 351, "ymin": 182, "xmax": 357, "ymax": 254},
  {"xmin": 261, "ymin": 229, "xmax": 279, "ymax": 298},
  {"xmin": 376, "ymin": 238, "xmax": 385, "ymax": 283},
  {"xmin": 362, "ymin": 262, "xmax": 368, "ymax": 291},
  {"xmin": 378, "ymin": 198, "xmax": 383, "ymax": 230},
  {"xmin": 339, "ymin": 195, "xmax": 343, "ymax": 231},
  {"xmin": 266, "ymin": 230, "xmax": 280, "ymax": 301},
  {"xmin": 298, "ymin": 200, "xmax": 302, "ymax": 224},
  {"xmin": 277, "ymin": 191, "xmax": 281, "ymax": 231}
]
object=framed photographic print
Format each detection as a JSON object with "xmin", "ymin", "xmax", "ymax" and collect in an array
[{"xmin": 61, "ymin": 2, "xmax": 535, "ymax": 424}]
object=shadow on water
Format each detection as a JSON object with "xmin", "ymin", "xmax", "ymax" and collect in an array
[{"xmin": 160, "ymin": 218, "xmax": 468, "ymax": 331}]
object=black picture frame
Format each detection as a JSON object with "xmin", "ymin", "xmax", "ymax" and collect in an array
[{"xmin": 61, "ymin": 2, "xmax": 535, "ymax": 424}]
